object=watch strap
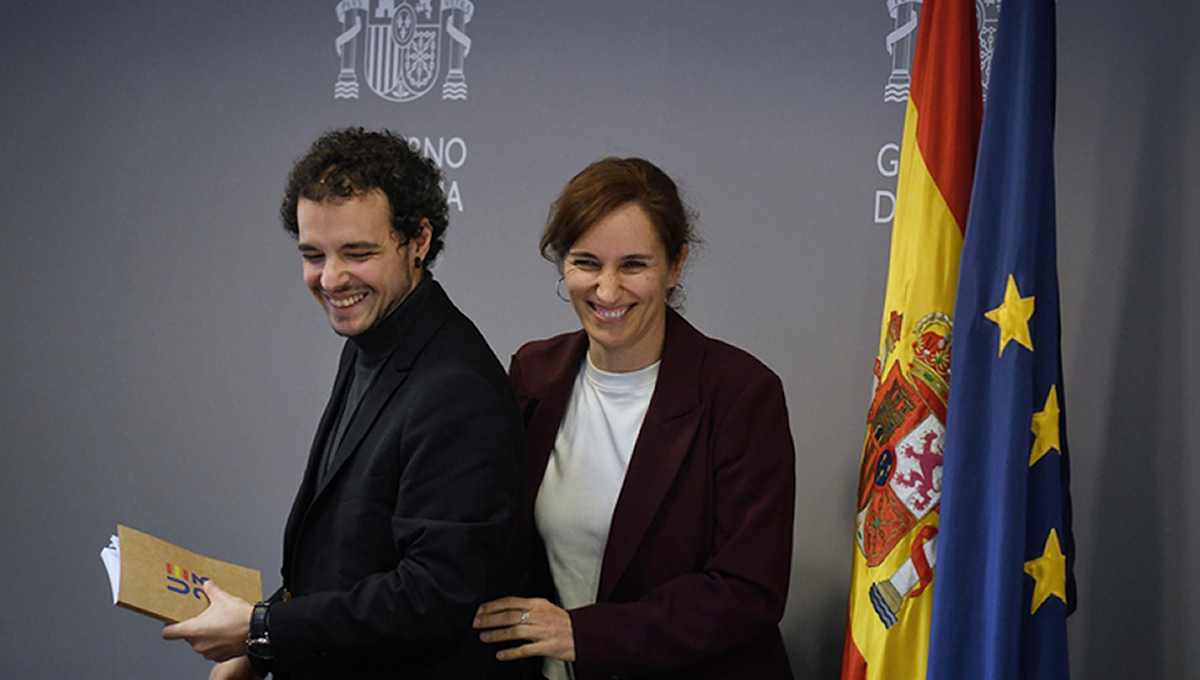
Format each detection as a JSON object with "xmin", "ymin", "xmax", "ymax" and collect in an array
[{"xmin": 246, "ymin": 601, "xmax": 274, "ymax": 676}]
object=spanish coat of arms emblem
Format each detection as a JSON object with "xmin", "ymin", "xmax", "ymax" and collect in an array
[
  {"xmin": 334, "ymin": 0, "xmax": 474, "ymax": 102},
  {"xmin": 883, "ymin": 0, "xmax": 1003, "ymax": 103}
]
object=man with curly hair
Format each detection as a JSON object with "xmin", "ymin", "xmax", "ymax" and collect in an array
[{"xmin": 164, "ymin": 128, "xmax": 524, "ymax": 680}]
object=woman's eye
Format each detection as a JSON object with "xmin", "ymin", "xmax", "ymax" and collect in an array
[
  {"xmin": 302, "ymin": 253, "xmax": 323, "ymax": 263},
  {"xmin": 570, "ymin": 259, "xmax": 599, "ymax": 269},
  {"xmin": 346, "ymin": 252, "xmax": 372, "ymax": 260},
  {"xmin": 621, "ymin": 261, "xmax": 647, "ymax": 271}
]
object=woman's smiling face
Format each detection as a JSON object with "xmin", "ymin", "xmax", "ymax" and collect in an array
[{"xmin": 563, "ymin": 202, "xmax": 686, "ymax": 372}]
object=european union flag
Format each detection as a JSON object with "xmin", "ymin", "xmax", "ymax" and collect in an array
[{"xmin": 926, "ymin": 0, "xmax": 1075, "ymax": 678}]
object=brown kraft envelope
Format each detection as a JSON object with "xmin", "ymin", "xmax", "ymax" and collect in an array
[{"xmin": 113, "ymin": 524, "xmax": 263, "ymax": 624}]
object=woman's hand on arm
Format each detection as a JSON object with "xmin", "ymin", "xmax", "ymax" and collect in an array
[{"xmin": 474, "ymin": 596, "xmax": 575, "ymax": 662}]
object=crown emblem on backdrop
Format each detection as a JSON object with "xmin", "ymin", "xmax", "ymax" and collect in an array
[
  {"xmin": 977, "ymin": 0, "xmax": 1002, "ymax": 100},
  {"xmin": 883, "ymin": 0, "xmax": 922, "ymax": 103},
  {"xmin": 334, "ymin": 0, "xmax": 475, "ymax": 102},
  {"xmin": 883, "ymin": 0, "xmax": 1003, "ymax": 103}
]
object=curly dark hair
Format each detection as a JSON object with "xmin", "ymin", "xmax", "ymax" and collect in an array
[{"xmin": 280, "ymin": 128, "xmax": 449, "ymax": 268}]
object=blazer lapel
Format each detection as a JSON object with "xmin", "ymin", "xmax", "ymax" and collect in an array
[
  {"xmin": 313, "ymin": 361, "xmax": 410, "ymax": 499},
  {"xmin": 597, "ymin": 310, "xmax": 706, "ymax": 601},
  {"xmin": 521, "ymin": 333, "xmax": 589, "ymax": 522},
  {"xmin": 311, "ymin": 280, "xmax": 452, "ymax": 502},
  {"xmin": 284, "ymin": 341, "xmax": 356, "ymax": 567}
]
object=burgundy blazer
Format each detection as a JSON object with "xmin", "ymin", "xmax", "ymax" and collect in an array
[{"xmin": 508, "ymin": 309, "xmax": 796, "ymax": 680}]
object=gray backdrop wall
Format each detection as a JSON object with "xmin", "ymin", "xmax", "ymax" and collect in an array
[{"xmin": 2, "ymin": 1, "xmax": 1197, "ymax": 678}]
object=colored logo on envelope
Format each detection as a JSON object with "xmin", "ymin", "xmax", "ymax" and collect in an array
[{"xmin": 166, "ymin": 563, "xmax": 209, "ymax": 600}]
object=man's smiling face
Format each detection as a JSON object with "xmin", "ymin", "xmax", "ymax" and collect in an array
[{"xmin": 297, "ymin": 190, "xmax": 427, "ymax": 337}]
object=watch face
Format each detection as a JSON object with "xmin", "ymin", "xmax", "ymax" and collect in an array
[
  {"xmin": 247, "ymin": 640, "xmax": 274, "ymax": 660},
  {"xmin": 247, "ymin": 647, "xmax": 274, "ymax": 677}
]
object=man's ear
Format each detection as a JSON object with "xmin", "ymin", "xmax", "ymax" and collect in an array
[{"xmin": 412, "ymin": 218, "xmax": 433, "ymax": 261}]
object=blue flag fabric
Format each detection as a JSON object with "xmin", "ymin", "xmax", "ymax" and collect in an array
[{"xmin": 926, "ymin": 0, "xmax": 1074, "ymax": 679}]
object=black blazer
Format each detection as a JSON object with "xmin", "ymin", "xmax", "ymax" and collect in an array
[
  {"xmin": 267, "ymin": 280, "xmax": 525, "ymax": 680},
  {"xmin": 510, "ymin": 310, "xmax": 796, "ymax": 680}
]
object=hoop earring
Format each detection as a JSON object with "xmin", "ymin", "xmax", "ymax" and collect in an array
[{"xmin": 556, "ymin": 277, "xmax": 570, "ymax": 303}]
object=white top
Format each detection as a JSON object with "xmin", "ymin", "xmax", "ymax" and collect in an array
[{"xmin": 534, "ymin": 354, "xmax": 659, "ymax": 680}]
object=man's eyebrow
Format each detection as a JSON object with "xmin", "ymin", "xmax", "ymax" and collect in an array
[{"xmin": 297, "ymin": 241, "xmax": 382, "ymax": 251}]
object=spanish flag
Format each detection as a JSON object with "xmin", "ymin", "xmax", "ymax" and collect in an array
[{"xmin": 841, "ymin": 1, "xmax": 982, "ymax": 678}]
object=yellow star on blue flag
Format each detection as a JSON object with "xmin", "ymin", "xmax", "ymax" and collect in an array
[
  {"xmin": 983, "ymin": 274, "xmax": 1035, "ymax": 357},
  {"xmin": 1030, "ymin": 385, "xmax": 1061, "ymax": 466},
  {"xmin": 1024, "ymin": 529, "xmax": 1068, "ymax": 614}
]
